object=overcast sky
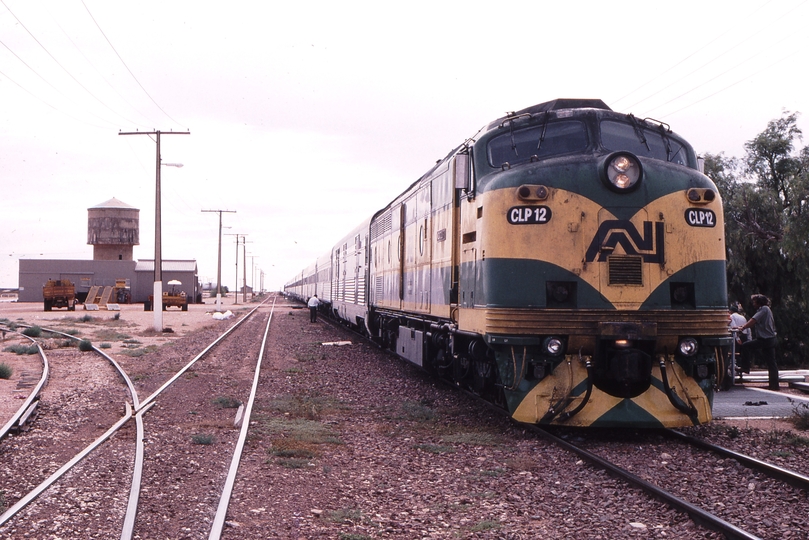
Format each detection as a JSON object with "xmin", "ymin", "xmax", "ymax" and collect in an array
[{"xmin": 2, "ymin": 0, "xmax": 808, "ymax": 291}]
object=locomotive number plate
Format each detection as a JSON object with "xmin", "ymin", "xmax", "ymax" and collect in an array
[
  {"xmin": 684, "ymin": 209, "xmax": 716, "ymax": 227},
  {"xmin": 507, "ymin": 206, "xmax": 552, "ymax": 225}
]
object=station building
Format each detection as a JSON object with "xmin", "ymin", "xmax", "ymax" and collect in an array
[{"xmin": 17, "ymin": 197, "xmax": 201, "ymax": 305}]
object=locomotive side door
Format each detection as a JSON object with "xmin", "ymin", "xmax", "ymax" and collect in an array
[
  {"xmin": 415, "ymin": 186, "xmax": 431, "ymax": 312},
  {"xmin": 459, "ymin": 202, "xmax": 477, "ymax": 309},
  {"xmin": 453, "ymin": 152, "xmax": 478, "ymax": 310},
  {"xmin": 402, "ymin": 187, "xmax": 431, "ymax": 313}
]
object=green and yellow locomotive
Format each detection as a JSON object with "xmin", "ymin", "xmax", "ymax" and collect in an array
[{"xmin": 286, "ymin": 98, "xmax": 730, "ymax": 428}]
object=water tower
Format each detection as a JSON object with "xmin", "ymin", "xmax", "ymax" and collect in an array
[{"xmin": 87, "ymin": 197, "xmax": 140, "ymax": 261}]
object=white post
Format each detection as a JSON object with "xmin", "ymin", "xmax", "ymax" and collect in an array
[{"xmin": 153, "ymin": 281, "xmax": 163, "ymax": 332}]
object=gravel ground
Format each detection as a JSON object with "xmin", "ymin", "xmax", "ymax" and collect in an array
[
  {"xmin": 569, "ymin": 427, "xmax": 808, "ymax": 539},
  {"xmin": 2, "ymin": 297, "xmax": 808, "ymax": 539}
]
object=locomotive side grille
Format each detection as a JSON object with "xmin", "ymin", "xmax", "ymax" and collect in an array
[
  {"xmin": 608, "ymin": 255, "xmax": 643, "ymax": 285},
  {"xmin": 357, "ymin": 273, "xmax": 366, "ymax": 303},
  {"xmin": 375, "ymin": 276, "xmax": 383, "ymax": 298},
  {"xmin": 371, "ymin": 212, "xmax": 392, "ymax": 241}
]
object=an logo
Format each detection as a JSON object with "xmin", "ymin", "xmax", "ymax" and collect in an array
[{"xmin": 585, "ymin": 220, "xmax": 664, "ymax": 263}]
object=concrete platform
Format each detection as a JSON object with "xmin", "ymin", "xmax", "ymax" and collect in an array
[{"xmin": 713, "ymin": 371, "xmax": 809, "ymax": 420}]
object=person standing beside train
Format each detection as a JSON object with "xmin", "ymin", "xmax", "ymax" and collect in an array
[
  {"xmin": 723, "ymin": 303, "xmax": 751, "ymax": 388},
  {"xmin": 733, "ymin": 294, "xmax": 779, "ymax": 391},
  {"xmin": 308, "ymin": 294, "xmax": 320, "ymax": 323},
  {"xmin": 730, "ymin": 303, "xmax": 751, "ymax": 370}
]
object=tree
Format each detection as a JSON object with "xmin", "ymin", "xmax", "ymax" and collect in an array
[{"xmin": 709, "ymin": 111, "xmax": 809, "ymax": 366}]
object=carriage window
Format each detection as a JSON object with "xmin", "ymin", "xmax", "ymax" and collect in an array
[
  {"xmin": 488, "ymin": 120, "xmax": 588, "ymax": 168},
  {"xmin": 600, "ymin": 120, "xmax": 692, "ymax": 167}
]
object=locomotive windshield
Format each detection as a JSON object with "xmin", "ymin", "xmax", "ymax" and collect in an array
[
  {"xmin": 600, "ymin": 120, "xmax": 692, "ymax": 167},
  {"xmin": 486, "ymin": 115, "xmax": 696, "ymax": 170},
  {"xmin": 488, "ymin": 120, "xmax": 588, "ymax": 168}
]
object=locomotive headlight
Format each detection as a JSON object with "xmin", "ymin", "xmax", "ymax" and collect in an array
[
  {"xmin": 604, "ymin": 152, "xmax": 642, "ymax": 192},
  {"xmin": 678, "ymin": 337, "xmax": 699, "ymax": 357},
  {"xmin": 543, "ymin": 337, "xmax": 565, "ymax": 356}
]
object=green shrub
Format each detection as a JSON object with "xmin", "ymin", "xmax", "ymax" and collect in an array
[
  {"xmin": 100, "ymin": 343, "xmax": 112, "ymax": 349},
  {"xmin": 0, "ymin": 363, "xmax": 12, "ymax": 379},
  {"xmin": 78, "ymin": 339, "xmax": 93, "ymax": 351},
  {"xmin": 192, "ymin": 433, "xmax": 214, "ymax": 445},
  {"xmin": 22, "ymin": 326, "xmax": 42, "ymax": 337},
  {"xmin": 212, "ymin": 396, "xmax": 241, "ymax": 408},
  {"xmin": 790, "ymin": 401, "xmax": 809, "ymax": 431},
  {"xmin": 3, "ymin": 344, "xmax": 39, "ymax": 355}
]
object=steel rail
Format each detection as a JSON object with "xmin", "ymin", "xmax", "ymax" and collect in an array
[
  {"xmin": 0, "ymin": 403, "xmax": 134, "ymax": 527},
  {"xmin": 531, "ymin": 426, "xmax": 762, "ymax": 540},
  {"xmin": 0, "ymin": 304, "xmax": 264, "ymax": 535},
  {"xmin": 294, "ymin": 298, "xmax": 767, "ymax": 539},
  {"xmin": 665, "ymin": 429, "xmax": 809, "ymax": 491},
  {"xmin": 3, "ymin": 324, "xmax": 148, "ymax": 539},
  {"xmin": 135, "ymin": 301, "xmax": 266, "ymax": 413},
  {"xmin": 120, "ymin": 402, "xmax": 154, "ymax": 540},
  {"xmin": 0, "ymin": 331, "xmax": 49, "ymax": 442},
  {"xmin": 209, "ymin": 296, "xmax": 277, "ymax": 539}
]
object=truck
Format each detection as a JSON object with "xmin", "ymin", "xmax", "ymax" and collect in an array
[
  {"xmin": 145, "ymin": 280, "xmax": 188, "ymax": 311},
  {"xmin": 43, "ymin": 279, "xmax": 76, "ymax": 311}
]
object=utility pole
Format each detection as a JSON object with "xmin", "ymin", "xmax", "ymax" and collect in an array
[
  {"xmin": 225, "ymin": 233, "xmax": 246, "ymax": 305},
  {"xmin": 243, "ymin": 248, "xmax": 248, "ymax": 303},
  {"xmin": 249, "ymin": 255, "xmax": 257, "ymax": 300},
  {"xmin": 202, "ymin": 209, "xmax": 236, "ymax": 312},
  {"xmin": 119, "ymin": 129, "xmax": 190, "ymax": 332}
]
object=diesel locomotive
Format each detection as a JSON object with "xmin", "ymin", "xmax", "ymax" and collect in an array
[{"xmin": 285, "ymin": 98, "xmax": 730, "ymax": 428}]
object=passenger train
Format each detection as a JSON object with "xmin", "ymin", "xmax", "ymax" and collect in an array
[{"xmin": 285, "ymin": 98, "xmax": 730, "ymax": 428}]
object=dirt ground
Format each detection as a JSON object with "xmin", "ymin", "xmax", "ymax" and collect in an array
[{"xmin": 0, "ymin": 294, "xmax": 257, "ymax": 427}]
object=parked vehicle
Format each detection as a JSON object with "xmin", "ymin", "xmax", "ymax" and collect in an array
[{"xmin": 43, "ymin": 279, "xmax": 76, "ymax": 311}]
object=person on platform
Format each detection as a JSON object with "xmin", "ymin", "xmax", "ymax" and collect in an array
[
  {"xmin": 729, "ymin": 303, "xmax": 751, "ymax": 344},
  {"xmin": 308, "ymin": 294, "xmax": 320, "ymax": 323},
  {"xmin": 722, "ymin": 303, "xmax": 751, "ymax": 388},
  {"xmin": 733, "ymin": 294, "xmax": 779, "ymax": 391}
]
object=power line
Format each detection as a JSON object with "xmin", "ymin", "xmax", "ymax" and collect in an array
[
  {"xmin": 51, "ymin": 17, "xmax": 154, "ymax": 129},
  {"xmin": 0, "ymin": 64, "xmax": 110, "ymax": 129},
  {"xmin": 656, "ymin": 50, "xmax": 801, "ymax": 120},
  {"xmin": 81, "ymin": 0, "xmax": 184, "ymax": 128},
  {"xmin": 1, "ymin": 0, "xmax": 142, "ymax": 127},
  {"xmin": 613, "ymin": 0, "xmax": 807, "ymax": 117}
]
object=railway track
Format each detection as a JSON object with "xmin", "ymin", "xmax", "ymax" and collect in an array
[
  {"xmin": 0, "ymin": 296, "xmax": 277, "ymax": 538},
  {"xmin": 0, "ymin": 329, "xmax": 49, "ymax": 442},
  {"xmin": 306, "ymin": 303, "xmax": 809, "ymax": 539},
  {"xmin": 532, "ymin": 425, "xmax": 808, "ymax": 540},
  {"xmin": 3, "ymin": 298, "xmax": 807, "ymax": 538}
]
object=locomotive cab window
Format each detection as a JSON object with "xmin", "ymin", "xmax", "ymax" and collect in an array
[
  {"xmin": 488, "ymin": 120, "xmax": 588, "ymax": 168},
  {"xmin": 600, "ymin": 120, "xmax": 694, "ymax": 168}
]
